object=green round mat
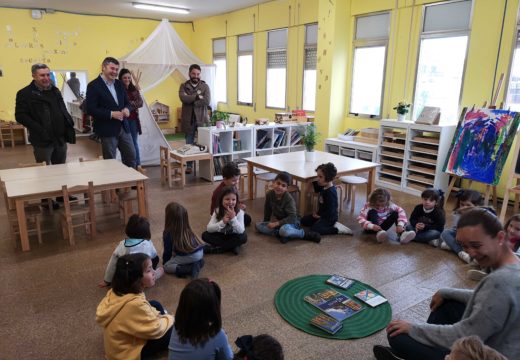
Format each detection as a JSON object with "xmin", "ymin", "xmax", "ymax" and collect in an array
[{"xmin": 275, "ymin": 275, "xmax": 392, "ymax": 339}]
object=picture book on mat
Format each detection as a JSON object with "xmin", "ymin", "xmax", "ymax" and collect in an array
[
  {"xmin": 310, "ymin": 313, "xmax": 343, "ymax": 335},
  {"xmin": 326, "ymin": 274, "xmax": 355, "ymax": 290},
  {"xmin": 304, "ymin": 288, "xmax": 364, "ymax": 322},
  {"xmin": 354, "ymin": 289, "xmax": 388, "ymax": 307}
]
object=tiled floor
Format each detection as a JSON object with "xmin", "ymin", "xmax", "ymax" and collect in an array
[{"xmin": 0, "ymin": 138, "xmax": 476, "ymax": 360}]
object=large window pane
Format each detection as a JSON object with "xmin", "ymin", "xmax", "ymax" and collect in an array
[
  {"xmin": 238, "ymin": 54, "xmax": 253, "ymax": 104},
  {"xmin": 506, "ymin": 34, "xmax": 520, "ymax": 111},
  {"xmin": 413, "ymin": 36, "xmax": 468, "ymax": 122},
  {"xmin": 266, "ymin": 68, "xmax": 286, "ymax": 108},
  {"xmin": 213, "ymin": 57, "xmax": 227, "ymax": 104},
  {"xmin": 350, "ymin": 46, "xmax": 386, "ymax": 116}
]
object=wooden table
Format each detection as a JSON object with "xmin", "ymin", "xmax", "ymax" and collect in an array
[
  {"xmin": 0, "ymin": 159, "xmax": 148, "ymax": 251},
  {"xmin": 169, "ymin": 150, "xmax": 213, "ymax": 188},
  {"xmin": 244, "ymin": 151, "xmax": 379, "ymax": 213}
]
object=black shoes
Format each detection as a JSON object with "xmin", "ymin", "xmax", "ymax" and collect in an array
[
  {"xmin": 373, "ymin": 345, "xmax": 403, "ymax": 360},
  {"xmin": 303, "ymin": 230, "xmax": 321, "ymax": 243},
  {"xmin": 232, "ymin": 246, "xmax": 241, "ymax": 255}
]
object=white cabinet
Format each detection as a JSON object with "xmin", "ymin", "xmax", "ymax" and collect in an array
[
  {"xmin": 376, "ymin": 120, "xmax": 456, "ymax": 195},
  {"xmin": 253, "ymin": 123, "xmax": 308, "ymax": 156},
  {"xmin": 198, "ymin": 122, "xmax": 311, "ymax": 181},
  {"xmin": 198, "ymin": 125, "xmax": 254, "ymax": 181},
  {"xmin": 324, "ymin": 138, "xmax": 378, "ymax": 163}
]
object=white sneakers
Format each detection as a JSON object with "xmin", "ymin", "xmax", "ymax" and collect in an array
[
  {"xmin": 376, "ymin": 230, "xmax": 389, "ymax": 243},
  {"xmin": 440, "ymin": 242, "xmax": 450, "ymax": 250},
  {"xmin": 400, "ymin": 231, "xmax": 416, "ymax": 244},
  {"xmin": 334, "ymin": 222, "xmax": 353, "ymax": 235},
  {"xmin": 429, "ymin": 239, "xmax": 440, "ymax": 247}
]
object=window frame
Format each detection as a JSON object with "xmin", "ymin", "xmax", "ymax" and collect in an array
[
  {"xmin": 302, "ymin": 23, "xmax": 318, "ymax": 112},
  {"xmin": 212, "ymin": 37, "xmax": 227, "ymax": 104},
  {"xmin": 348, "ymin": 12, "xmax": 390, "ymax": 119},
  {"xmin": 504, "ymin": 27, "xmax": 520, "ymax": 111},
  {"xmin": 265, "ymin": 28, "xmax": 288, "ymax": 110},
  {"xmin": 237, "ymin": 33, "xmax": 254, "ymax": 107},
  {"xmin": 411, "ymin": 0, "xmax": 473, "ymax": 122}
]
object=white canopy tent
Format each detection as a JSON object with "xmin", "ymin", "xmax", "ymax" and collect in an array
[{"xmin": 120, "ymin": 19, "xmax": 216, "ymax": 166}]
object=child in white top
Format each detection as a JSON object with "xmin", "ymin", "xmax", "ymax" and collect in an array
[
  {"xmin": 202, "ymin": 186, "xmax": 247, "ymax": 255},
  {"xmin": 357, "ymin": 188, "xmax": 414, "ymax": 243},
  {"xmin": 99, "ymin": 214, "xmax": 163, "ymax": 287}
]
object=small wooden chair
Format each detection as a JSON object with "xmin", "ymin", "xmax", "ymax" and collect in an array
[
  {"xmin": 160, "ymin": 146, "xmax": 182, "ymax": 188},
  {"xmin": 253, "ymin": 171, "xmax": 277, "ymax": 198},
  {"xmin": 2, "ymin": 180, "xmax": 43, "ymax": 247},
  {"xmin": 0, "ymin": 123, "xmax": 16, "ymax": 148},
  {"xmin": 79, "ymin": 156, "xmax": 114, "ymax": 203},
  {"xmin": 59, "ymin": 181, "xmax": 96, "ymax": 245},
  {"xmin": 118, "ymin": 166, "xmax": 147, "ymax": 225}
]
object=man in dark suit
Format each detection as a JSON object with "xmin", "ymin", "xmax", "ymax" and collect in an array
[{"xmin": 86, "ymin": 57, "xmax": 136, "ymax": 168}]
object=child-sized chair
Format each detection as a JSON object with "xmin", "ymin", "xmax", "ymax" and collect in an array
[
  {"xmin": 118, "ymin": 166, "xmax": 148, "ymax": 224},
  {"xmin": 160, "ymin": 146, "xmax": 182, "ymax": 188},
  {"xmin": 59, "ymin": 181, "xmax": 96, "ymax": 245}
]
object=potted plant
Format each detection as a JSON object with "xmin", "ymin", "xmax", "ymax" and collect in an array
[
  {"xmin": 210, "ymin": 110, "xmax": 230, "ymax": 129},
  {"xmin": 393, "ymin": 102, "xmax": 411, "ymax": 122},
  {"xmin": 302, "ymin": 123, "xmax": 321, "ymax": 162}
]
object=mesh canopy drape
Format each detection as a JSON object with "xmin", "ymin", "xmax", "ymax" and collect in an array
[{"xmin": 121, "ymin": 19, "xmax": 216, "ymax": 109}]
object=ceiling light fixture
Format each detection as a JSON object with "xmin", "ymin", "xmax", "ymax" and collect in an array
[{"xmin": 132, "ymin": 2, "xmax": 189, "ymax": 14}]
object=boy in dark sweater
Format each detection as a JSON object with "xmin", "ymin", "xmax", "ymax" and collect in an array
[
  {"xmin": 301, "ymin": 162, "xmax": 352, "ymax": 235},
  {"xmin": 210, "ymin": 161, "xmax": 251, "ymax": 227},
  {"xmin": 256, "ymin": 172, "xmax": 321, "ymax": 243}
]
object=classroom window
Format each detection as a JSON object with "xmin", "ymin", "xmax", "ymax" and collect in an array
[
  {"xmin": 237, "ymin": 34, "xmax": 254, "ymax": 106},
  {"xmin": 412, "ymin": 0, "xmax": 472, "ymax": 122},
  {"xmin": 213, "ymin": 38, "xmax": 227, "ymax": 104},
  {"xmin": 349, "ymin": 13, "xmax": 390, "ymax": 118},
  {"xmin": 303, "ymin": 23, "xmax": 317, "ymax": 112},
  {"xmin": 266, "ymin": 29, "xmax": 288, "ymax": 109},
  {"xmin": 506, "ymin": 29, "xmax": 520, "ymax": 111}
]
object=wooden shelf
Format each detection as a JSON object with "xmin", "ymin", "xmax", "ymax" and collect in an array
[
  {"xmin": 411, "ymin": 136, "xmax": 440, "ymax": 145},
  {"xmin": 380, "ymin": 167, "xmax": 402, "ymax": 177},
  {"xmin": 410, "ymin": 154, "xmax": 437, "ymax": 165},
  {"xmin": 380, "ymin": 159, "xmax": 403, "ymax": 168},
  {"xmin": 382, "ymin": 141, "xmax": 405, "ymax": 149},
  {"xmin": 408, "ymin": 164, "xmax": 436, "ymax": 175},
  {"xmin": 408, "ymin": 173, "xmax": 434, "ymax": 185}
]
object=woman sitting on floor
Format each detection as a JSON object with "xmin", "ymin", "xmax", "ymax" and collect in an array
[{"xmin": 373, "ymin": 208, "xmax": 520, "ymax": 360}]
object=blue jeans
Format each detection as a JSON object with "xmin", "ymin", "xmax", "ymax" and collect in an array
[
  {"xmin": 184, "ymin": 124, "xmax": 197, "ymax": 169},
  {"xmin": 256, "ymin": 222, "xmax": 304, "ymax": 239},
  {"xmin": 141, "ymin": 300, "xmax": 173, "ymax": 358},
  {"xmin": 405, "ymin": 225, "xmax": 441, "ymax": 244},
  {"xmin": 128, "ymin": 119, "xmax": 140, "ymax": 166},
  {"xmin": 163, "ymin": 249, "xmax": 203, "ymax": 274},
  {"xmin": 388, "ymin": 300, "xmax": 465, "ymax": 360},
  {"xmin": 441, "ymin": 228, "xmax": 461, "ymax": 254},
  {"xmin": 100, "ymin": 127, "xmax": 136, "ymax": 168}
]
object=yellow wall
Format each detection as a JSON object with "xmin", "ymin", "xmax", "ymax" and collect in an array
[{"xmin": 0, "ymin": 8, "xmax": 192, "ymax": 129}]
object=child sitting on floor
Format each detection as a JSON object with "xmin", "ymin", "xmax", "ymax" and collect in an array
[
  {"xmin": 162, "ymin": 202, "xmax": 205, "ymax": 278},
  {"xmin": 168, "ymin": 279, "xmax": 233, "ymax": 360},
  {"xmin": 437, "ymin": 189, "xmax": 483, "ymax": 263},
  {"xmin": 357, "ymin": 188, "xmax": 414, "ymax": 243},
  {"xmin": 210, "ymin": 161, "xmax": 251, "ymax": 227},
  {"xmin": 202, "ymin": 186, "xmax": 248, "ymax": 255},
  {"xmin": 256, "ymin": 171, "xmax": 321, "ymax": 243},
  {"xmin": 234, "ymin": 334, "xmax": 284, "ymax": 360},
  {"xmin": 99, "ymin": 214, "xmax": 163, "ymax": 287},
  {"xmin": 300, "ymin": 162, "xmax": 352, "ymax": 235},
  {"xmin": 96, "ymin": 253, "xmax": 174, "ymax": 360},
  {"xmin": 406, "ymin": 188, "xmax": 445, "ymax": 244}
]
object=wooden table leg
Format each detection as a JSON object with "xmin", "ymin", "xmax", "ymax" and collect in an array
[
  {"xmin": 15, "ymin": 199, "xmax": 30, "ymax": 251},
  {"xmin": 181, "ymin": 158, "xmax": 186, "ymax": 189},
  {"xmin": 367, "ymin": 168, "xmax": 376, "ymax": 197},
  {"xmin": 247, "ymin": 162, "xmax": 254, "ymax": 200},
  {"xmin": 136, "ymin": 180, "xmax": 148, "ymax": 217},
  {"xmin": 299, "ymin": 181, "xmax": 309, "ymax": 214}
]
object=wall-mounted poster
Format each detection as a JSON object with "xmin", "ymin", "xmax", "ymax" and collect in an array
[{"xmin": 443, "ymin": 107, "xmax": 520, "ymax": 185}]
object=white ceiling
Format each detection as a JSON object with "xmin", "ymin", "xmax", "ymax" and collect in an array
[{"xmin": 0, "ymin": 0, "xmax": 272, "ymax": 22}]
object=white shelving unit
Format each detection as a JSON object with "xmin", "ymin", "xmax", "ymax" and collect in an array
[
  {"xmin": 324, "ymin": 138, "xmax": 378, "ymax": 162},
  {"xmin": 198, "ymin": 122, "xmax": 310, "ymax": 181},
  {"xmin": 376, "ymin": 120, "xmax": 456, "ymax": 195},
  {"xmin": 198, "ymin": 125, "xmax": 254, "ymax": 181},
  {"xmin": 253, "ymin": 122, "xmax": 308, "ymax": 156}
]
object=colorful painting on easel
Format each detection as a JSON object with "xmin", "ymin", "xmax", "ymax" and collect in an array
[{"xmin": 443, "ymin": 108, "xmax": 520, "ymax": 185}]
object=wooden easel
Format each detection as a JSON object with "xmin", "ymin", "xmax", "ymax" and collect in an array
[
  {"xmin": 499, "ymin": 131, "xmax": 520, "ymax": 221},
  {"xmin": 445, "ymin": 78, "xmax": 505, "ymax": 209}
]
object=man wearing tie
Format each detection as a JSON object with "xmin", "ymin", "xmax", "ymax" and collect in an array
[{"xmin": 86, "ymin": 57, "xmax": 136, "ymax": 168}]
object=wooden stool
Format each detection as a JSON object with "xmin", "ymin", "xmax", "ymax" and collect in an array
[
  {"xmin": 238, "ymin": 167, "xmax": 248, "ymax": 195},
  {"xmin": 253, "ymin": 171, "xmax": 277, "ymax": 198},
  {"xmin": 339, "ymin": 175, "xmax": 368, "ymax": 213}
]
